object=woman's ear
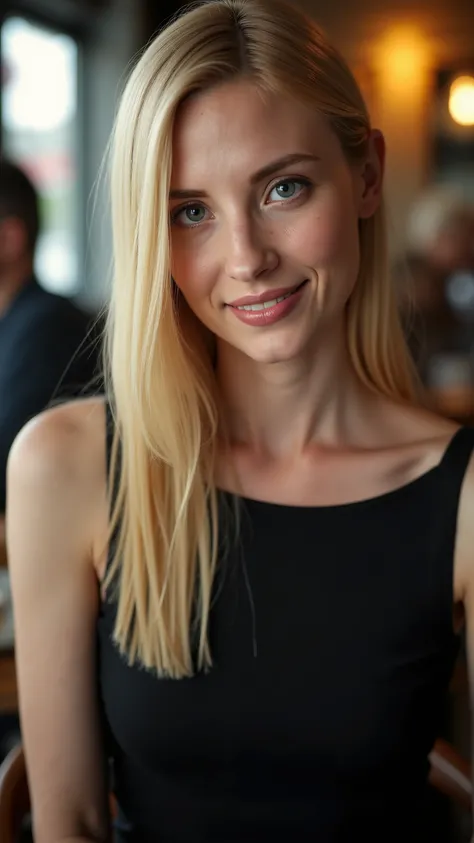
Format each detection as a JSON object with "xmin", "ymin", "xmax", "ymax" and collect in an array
[{"xmin": 358, "ymin": 129, "xmax": 385, "ymax": 220}]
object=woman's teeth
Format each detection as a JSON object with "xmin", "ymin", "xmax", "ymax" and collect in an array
[{"xmin": 236, "ymin": 290, "xmax": 294, "ymax": 312}]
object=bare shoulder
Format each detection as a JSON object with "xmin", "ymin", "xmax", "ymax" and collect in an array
[
  {"xmin": 6, "ymin": 396, "xmax": 108, "ymax": 573},
  {"xmin": 375, "ymin": 398, "xmax": 461, "ymax": 460},
  {"xmin": 350, "ymin": 397, "xmax": 465, "ymax": 504},
  {"xmin": 387, "ymin": 400, "xmax": 459, "ymax": 441},
  {"xmin": 8, "ymin": 395, "xmax": 106, "ymax": 487}
]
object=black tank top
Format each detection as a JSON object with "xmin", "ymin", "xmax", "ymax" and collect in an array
[{"xmin": 97, "ymin": 413, "xmax": 472, "ymax": 842}]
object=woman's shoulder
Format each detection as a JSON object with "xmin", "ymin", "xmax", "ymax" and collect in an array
[
  {"xmin": 385, "ymin": 400, "xmax": 474, "ymax": 580},
  {"xmin": 6, "ymin": 396, "xmax": 108, "ymax": 565},
  {"xmin": 377, "ymin": 399, "xmax": 462, "ymax": 456},
  {"xmin": 362, "ymin": 397, "xmax": 470, "ymax": 494},
  {"xmin": 8, "ymin": 395, "xmax": 107, "ymax": 486}
]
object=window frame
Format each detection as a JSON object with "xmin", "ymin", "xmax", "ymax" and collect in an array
[{"xmin": 0, "ymin": 3, "xmax": 88, "ymax": 297}]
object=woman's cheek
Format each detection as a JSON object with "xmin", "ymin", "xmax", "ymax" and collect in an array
[{"xmin": 287, "ymin": 210, "xmax": 348, "ymax": 266}]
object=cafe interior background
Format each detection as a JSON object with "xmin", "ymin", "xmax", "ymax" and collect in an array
[{"xmin": 0, "ymin": 0, "xmax": 474, "ymax": 839}]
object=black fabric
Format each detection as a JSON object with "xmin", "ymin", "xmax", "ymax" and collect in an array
[
  {"xmin": 0, "ymin": 278, "xmax": 100, "ymax": 511},
  {"xmin": 97, "ymin": 419, "xmax": 472, "ymax": 842}
]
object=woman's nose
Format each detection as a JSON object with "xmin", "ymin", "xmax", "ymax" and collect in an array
[{"xmin": 224, "ymin": 221, "xmax": 279, "ymax": 282}]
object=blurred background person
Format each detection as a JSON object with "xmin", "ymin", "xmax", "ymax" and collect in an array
[
  {"xmin": 0, "ymin": 157, "xmax": 100, "ymax": 770},
  {"xmin": 0, "ymin": 159, "xmax": 100, "ymax": 520},
  {"xmin": 398, "ymin": 185, "xmax": 474, "ymax": 398}
]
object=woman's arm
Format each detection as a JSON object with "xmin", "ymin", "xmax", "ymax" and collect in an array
[
  {"xmin": 0, "ymin": 515, "xmax": 5, "ymax": 566},
  {"xmin": 454, "ymin": 454, "xmax": 474, "ymax": 823},
  {"xmin": 6, "ymin": 399, "xmax": 110, "ymax": 843}
]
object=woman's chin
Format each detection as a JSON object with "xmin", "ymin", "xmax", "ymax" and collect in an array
[{"xmin": 238, "ymin": 333, "xmax": 311, "ymax": 366}]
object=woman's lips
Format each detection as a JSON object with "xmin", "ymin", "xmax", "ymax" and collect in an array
[{"xmin": 227, "ymin": 280, "xmax": 308, "ymax": 327}]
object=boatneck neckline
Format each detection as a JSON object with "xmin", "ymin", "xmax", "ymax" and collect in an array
[{"xmin": 217, "ymin": 459, "xmax": 441, "ymax": 512}]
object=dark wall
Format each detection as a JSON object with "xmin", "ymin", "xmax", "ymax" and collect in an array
[
  {"xmin": 1, "ymin": 0, "xmax": 112, "ymax": 34},
  {"xmin": 142, "ymin": 0, "xmax": 186, "ymax": 40},
  {"xmin": 2, "ymin": 0, "xmax": 184, "ymax": 40}
]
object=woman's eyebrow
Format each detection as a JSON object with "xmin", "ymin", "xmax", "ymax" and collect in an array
[{"xmin": 169, "ymin": 153, "xmax": 320, "ymax": 200}]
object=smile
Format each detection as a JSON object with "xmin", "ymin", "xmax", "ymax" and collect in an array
[
  {"xmin": 228, "ymin": 279, "xmax": 309, "ymax": 327},
  {"xmin": 235, "ymin": 289, "xmax": 295, "ymax": 312}
]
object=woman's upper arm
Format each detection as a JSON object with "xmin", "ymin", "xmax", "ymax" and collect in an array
[
  {"xmin": 455, "ymin": 455, "xmax": 474, "ymax": 820},
  {"xmin": 6, "ymin": 401, "xmax": 110, "ymax": 843}
]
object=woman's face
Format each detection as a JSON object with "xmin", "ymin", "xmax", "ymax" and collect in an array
[{"xmin": 170, "ymin": 80, "xmax": 382, "ymax": 365}]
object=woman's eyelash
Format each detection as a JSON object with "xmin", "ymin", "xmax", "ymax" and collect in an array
[
  {"xmin": 170, "ymin": 176, "xmax": 312, "ymax": 225},
  {"xmin": 266, "ymin": 177, "xmax": 312, "ymax": 201},
  {"xmin": 170, "ymin": 203, "xmax": 208, "ymax": 225}
]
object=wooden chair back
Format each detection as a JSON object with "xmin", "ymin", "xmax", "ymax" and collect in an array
[
  {"xmin": 428, "ymin": 738, "xmax": 472, "ymax": 812},
  {"xmin": 0, "ymin": 744, "xmax": 29, "ymax": 843}
]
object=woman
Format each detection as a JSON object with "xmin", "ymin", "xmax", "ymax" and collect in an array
[{"xmin": 6, "ymin": 1, "xmax": 474, "ymax": 841}]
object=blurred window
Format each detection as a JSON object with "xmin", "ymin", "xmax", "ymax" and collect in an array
[{"xmin": 1, "ymin": 16, "xmax": 81, "ymax": 295}]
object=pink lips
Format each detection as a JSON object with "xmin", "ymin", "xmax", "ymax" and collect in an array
[
  {"xmin": 227, "ymin": 280, "xmax": 308, "ymax": 327},
  {"xmin": 228, "ymin": 282, "xmax": 302, "ymax": 308}
]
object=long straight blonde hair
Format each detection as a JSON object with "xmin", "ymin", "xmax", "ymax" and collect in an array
[{"xmin": 104, "ymin": 0, "xmax": 419, "ymax": 678}]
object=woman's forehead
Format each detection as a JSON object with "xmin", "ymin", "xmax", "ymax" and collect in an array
[{"xmin": 171, "ymin": 81, "xmax": 333, "ymax": 188}]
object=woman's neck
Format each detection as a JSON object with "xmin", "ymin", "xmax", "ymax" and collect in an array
[{"xmin": 215, "ymin": 322, "xmax": 373, "ymax": 458}]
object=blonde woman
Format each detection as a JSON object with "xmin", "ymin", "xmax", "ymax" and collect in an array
[{"xmin": 6, "ymin": 1, "xmax": 474, "ymax": 841}]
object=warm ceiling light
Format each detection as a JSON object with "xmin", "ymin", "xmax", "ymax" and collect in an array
[
  {"xmin": 448, "ymin": 75, "xmax": 474, "ymax": 126},
  {"xmin": 373, "ymin": 25, "xmax": 430, "ymax": 83}
]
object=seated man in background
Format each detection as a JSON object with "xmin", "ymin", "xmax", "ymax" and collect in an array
[
  {"xmin": 0, "ymin": 159, "xmax": 100, "ymax": 763},
  {"xmin": 0, "ymin": 159, "xmax": 100, "ymax": 524}
]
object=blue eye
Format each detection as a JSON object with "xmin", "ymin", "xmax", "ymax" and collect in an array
[
  {"xmin": 268, "ymin": 179, "xmax": 307, "ymax": 202},
  {"xmin": 172, "ymin": 204, "xmax": 207, "ymax": 226}
]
